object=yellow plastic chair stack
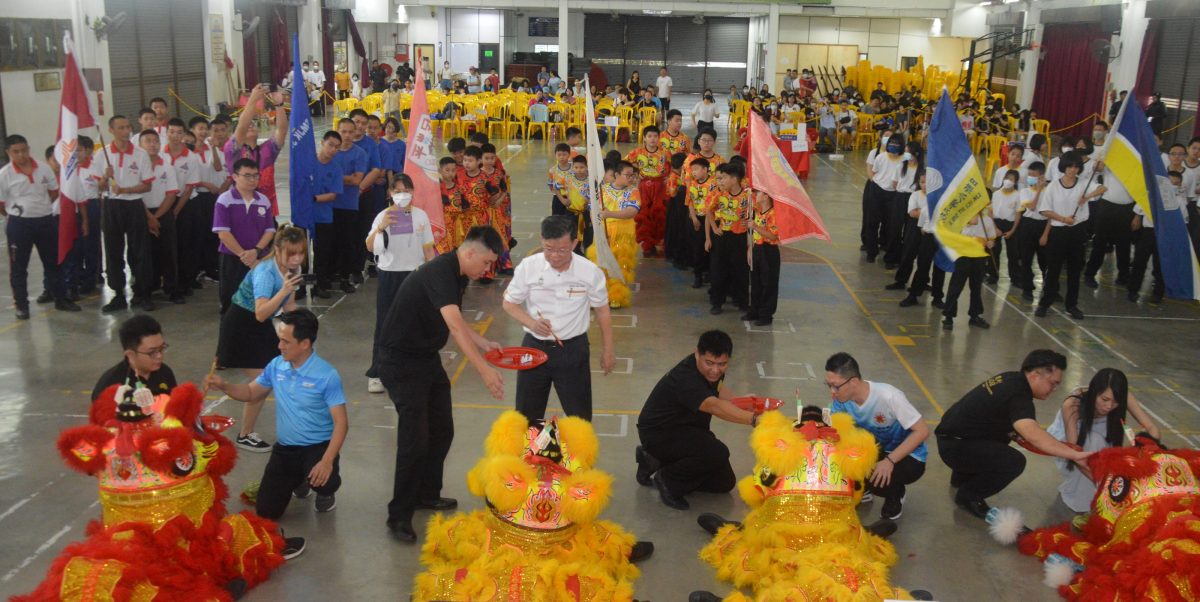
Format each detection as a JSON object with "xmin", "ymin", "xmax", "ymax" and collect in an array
[
  {"xmin": 982, "ymin": 134, "xmax": 1007, "ymax": 179},
  {"xmin": 637, "ymin": 107, "xmax": 659, "ymax": 141},
  {"xmin": 506, "ymin": 102, "xmax": 529, "ymax": 139},
  {"xmin": 360, "ymin": 93, "xmax": 384, "ymax": 117},
  {"xmin": 333, "ymin": 97, "xmax": 359, "ymax": 120},
  {"xmin": 854, "ymin": 114, "xmax": 878, "ymax": 150},
  {"xmin": 1031, "ymin": 119, "xmax": 1050, "ymax": 139}
]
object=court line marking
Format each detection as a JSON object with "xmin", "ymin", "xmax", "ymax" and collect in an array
[
  {"xmin": 1078, "ymin": 314, "xmax": 1200, "ymax": 321},
  {"xmin": 1049, "ymin": 307, "xmax": 1140, "ymax": 368},
  {"xmin": 2, "ymin": 525, "xmax": 72, "ymax": 583},
  {"xmin": 0, "ymin": 473, "xmax": 66, "ymax": 526}
]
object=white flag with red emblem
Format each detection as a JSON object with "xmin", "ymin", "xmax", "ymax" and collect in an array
[{"xmin": 55, "ymin": 31, "xmax": 97, "ymax": 263}]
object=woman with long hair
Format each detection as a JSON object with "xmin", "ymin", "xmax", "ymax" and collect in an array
[{"xmin": 1047, "ymin": 368, "xmax": 1159, "ymax": 512}]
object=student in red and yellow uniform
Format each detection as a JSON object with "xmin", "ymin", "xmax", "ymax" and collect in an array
[
  {"xmin": 685, "ymin": 157, "xmax": 719, "ymax": 289},
  {"xmin": 481, "ymin": 143, "xmax": 513, "ymax": 273},
  {"xmin": 625, "ymin": 126, "xmax": 671, "ymax": 256},
  {"xmin": 746, "ymin": 191, "xmax": 780, "ymax": 326},
  {"xmin": 548, "ymin": 143, "xmax": 573, "ymax": 216},
  {"xmin": 457, "ymin": 147, "xmax": 498, "ymax": 280},
  {"xmin": 589, "ymin": 160, "xmax": 641, "ymax": 308},
  {"xmin": 436, "ymin": 157, "xmax": 465, "ymax": 255},
  {"xmin": 682, "ymin": 129, "xmax": 724, "ymax": 187},
  {"xmin": 564, "ymin": 155, "xmax": 593, "ymax": 251},
  {"xmin": 704, "ymin": 161, "xmax": 751, "ymax": 314},
  {"xmin": 660, "ymin": 110, "xmax": 692, "ymax": 157}
]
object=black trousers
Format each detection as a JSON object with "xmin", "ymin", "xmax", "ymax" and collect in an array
[
  {"xmin": 1128, "ymin": 227, "xmax": 1163, "ymax": 297},
  {"xmin": 256, "ymin": 440, "xmax": 342, "ymax": 520},
  {"xmin": 663, "ymin": 188, "xmax": 688, "ymax": 264},
  {"xmin": 893, "ymin": 216, "xmax": 921, "ymax": 286},
  {"xmin": 937, "ymin": 436, "xmax": 1026, "ymax": 504},
  {"xmin": 709, "ymin": 230, "xmax": 748, "ymax": 307},
  {"xmin": 867, "ymin": 455, "xmax": 926, "ymax": 502},
  {"xmin": 862, "ymin": 182, "xmax": 888, "ymax": 260},
  {"xmin": 1084, "ymin": 200, "xmax": 1133, "ymax": 282},
  {"xmin": 175, "ymin": 194, "xmax": 204, "ymax": 288},
  {"xmin": 6, "ymin": 215, "xmax": 63, "ymax": 308},
  {"xmin": 102, "ymin": 199, "xmax": 152, "ymax": 299},
  {"xmin": 943, "ymin": 256, "xmax": 986, "ymax": 319},
  {"xmin": 367, "ymin": 270, "xmax": 410, "ymax": 378},
  {"xmin": 1014, "ymin": 217, "xmax": 1047, "ymax": 292},
  {"xmin": 313, "ymin": 222, "xmax": 337, "ymax": 290},
  {"xmin": 750, "ymin": 244, "xmax": 780, "ymax": 319},
  {"xmin": 64, "ymin": 199, "xmax": 103, "ymax": 291},
  {"xmin": 1040, "ymin": 223, "xmax": 1087, "ymax": 310},
  {"xmin": 909, "ymin": 232, "xmax": 946, "ymax": 300},
  {"xmin": 883, "ymin": 191, "xmax": 909, "ymax": 265},
  {"xmin": 332, "ymin": 208, "xmax": 359, "ymax": 281},
  {"xmin": 218, "ymin": 253, "xmax": 250, "ymax": 314},
  {"xmin": 639, "ymin": 427, "xmax": 736, "ymax": 497},
  {"xmin": 688, "ymin": 216, "xmax": 709, "ymax": 277},
  {"xmin": 989, "ymin": 218, "xmax": 1018, "ymax": 282},
  {"xmin": 194, "ymin": 192, "xmax": 221, "ymax": 280},
  {"xmin": 515, "ymin": 333, "xmax": 593, "ymax": 422},
  {"xmin": 148, "ymin": 210, "xmax": 178, "ymax": 295},
  {"xmin": 381, "ymin": 352, "xmax": 452, "ymax": 523},
  {"xmin": 551, "ymin": 194, "xmax": 567, "ymax": 216}
]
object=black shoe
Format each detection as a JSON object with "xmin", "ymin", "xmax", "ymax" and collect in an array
[
  {"xmin": 697, "ymin": 512, "xmax": 738, "ymax": 536},
  {"xmin": 942, "ymin": 317, "xmax": 953, "ymax": 331},
  {"xmin": 508, "ymin": 238, "xmax": 518, "ymax": 250},
  {"xmin": 866, "ymin": 255, "xmax": 877, "ymax": 263},
  {"xmin": 986, "ymin": 276, "xmax": 999, "ymax": 285},
  {"xmin": 416, "ymin": 497, "xmax": 458, "ymax": 510},
  {"xmin": 169, "ymin": 293, "xmax": 186, "ymax": 305},
  {"xmin": 1034, "ymin": 306, "xmax": 1049, "ymax": 317},
  {"xmin": 911, "ymin": 590, "xmax": 935, "ymax": 601},
  {"xmin": 884, "ymin": 263, "xmax": 898, "ymax": 270},
  {"xmin": 740, "ymin": 312, "xmax": 758, "ymax": 321},
  {"xmin": 315, "ymin": 493, "xmax": 336, "ymax": 512},
  {"xmin": 881, "ymin": 495, "xmax": 905, "ymax": 520},
  {"xmin": 293, "ymin": 483, "xmax": 312, "ymax": 499},
  {"xmin": 35, "ymin": 291, "xmax": 53, "ymax": 304},
  {"xmin": 651, "ymin": 471, "xmax": 689, "ymax": 510},
  {"xmin": 67, "ymin": 288, "xmax": 81, "ymax": 302},
  {"xmin": 313, "ymin": 287, "xmax": 332, "ymax": 299},
  {"xmin": 350, "ymin": 272, "xmax": 364, "ymax": 285},
  {"xmin": 931, "ymin": 299, "xmax": 945, "ymax": 309},
  {"xmin": 101, "ymin": 297, "xmax": 128, "ymax": 314},
  {"xmin": 753, "ymin": 317, "xmax": 773, "ymax": 326},
  {"xmin": 477, "ymin": 277, "xmax": 493, "ymax": 285},
  {"xmin": 366, "ymin": 265, "xmax": 378, "ymax": 278},
  {"xmin": 15, "ymin": 307, "xmax": 30, "ymax": 320},
  {"xmin": 340, "ymin": 281, "xmax": 356, "ymax": 294},
  {"xmin": 628, "ymin": 540, "xmax": 654, "ymax": 563},
  {"xmin": 955, "ymin": 496, "xmax": 991, "ymax": 519},
  {"xmin": 689, "ymin": 592, "xmax": 723, "ymax": 602},
  {"xmin": 864, "ymin": 518, "xmax": 898, "ymax": 539},
  {"xmin": 691, "ymin": 275, "xmax": 703, "ymax": 289},
  {"xmin": 281, "ymin": 534, "xmax": 306, "ymax": 560},
  {"xmin": 1127, "ymin": 291, "xmax": 1139, "ymax": 302},
  {"xmin": 885, "ymin": 282, "xmax": 906, "ymax": 290},
  {"xmin": 133, "ymin": 297, "xmax": 156, "ymax": 312},
  {"xmin": 387, "ymin": 519, "xmax": 417, "ymax": 543},
  {"xmin": 54, "ymin": 299, "xmax": 82, "ymax": 312},
  {"xmin": 709, "ymin": 305, "xmax": 722, "ymax": 315},
  {"xmin": 968, "ymin": 316, "xmax": 990, "ymax": 329},
  {"xmin": 898, "ymin": 295, "xmax": 918, "ymax": 307},
  {"xmin": 1022, "ymin": 289, "xmax": 1034, "ymax": 301},
  {"xmin": 1066, "ymin": 306, "xmax": 1085, "ymax": 320},
  {"xmin": 635, "ymin": 446, "xmax": 660, "ymax": 487},
  {"xmin": 224, "ymin": 576, "xmax": 248, "ymax": 599},
  {"xmin": 1083, "ymin": 277, "xmax": 1099, "ymax": 289},
  {"xmin": 1115, "ymin": 276, "xmax": 1128, "ymax": 286}
]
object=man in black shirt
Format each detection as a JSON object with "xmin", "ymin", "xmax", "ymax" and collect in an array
[
  {"xmin": 378, "ymin": 226, "xmax": 505, "ymax": 543},
  {"xmin": 91, "ymin": 314, "xmax": 177, "ymax": 402},
  {"xmin": 935, "ymin": 349, "xmax": 1094, "ymax": 518},
  {"xmin": 370, "ymin": 60, "xmax": 388, "ymax": 94},
  {"xmin": 636, "ymin": 330, "xmax": 759, "ymax": 510}
]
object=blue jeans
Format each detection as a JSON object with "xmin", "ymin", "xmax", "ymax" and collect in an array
[{"xmin": 7, "ymin": 215, "xmax": 63, "ymax": 308}]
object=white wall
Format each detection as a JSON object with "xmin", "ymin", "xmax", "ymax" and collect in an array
[
  {"xmin": 947, "ymin": 0, "xmax": 987, "ymax": 39},
  {"xmin": 352, "ymin": 0, "xmax": 392, "ymax": 24},
  {"xmin": 203, "ymin": 0, "xmax": 241, "ymax": 113},
  {"xmin": 778, "ymin": 15, "xmax": 969, "ymax": 71}
]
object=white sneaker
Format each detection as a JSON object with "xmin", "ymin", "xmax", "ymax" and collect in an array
[
  {"xmin": 859, "ymin": 492, "xmax": 874, "ymax": 504},
  {"xmin": 367, "ymin": 378, "xmax": 384, "ymax": 394}
]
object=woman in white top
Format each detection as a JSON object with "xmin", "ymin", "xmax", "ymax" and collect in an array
[
  {"xmin": 865, "ymin": 137, "xmax": 906, "ymax": 265},
  {"xmin": 887, "ymin": 143, "xmax": 925, "ymax": 293},
  {"xmin": 989, "ymin": 169, "xmax": 1023, "ymax": 287},
  {"xmin": 1047, "ymin": 368, "xmax": 1158, "ymax": 512},
  {"xmin": 1035, "ymin": 151, "xmax": 1106, "ymax": 318},
  {"xmin": 861, "ymin": 128, "xmax": 896, "ymax": 256},
  {"xmin": 691, "ymin": 94, "xmax": 720, "ymax": 133}
]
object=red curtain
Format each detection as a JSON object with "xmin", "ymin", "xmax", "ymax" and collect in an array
[
  {"xmin": 269, "ymin": 7, "xmax": 290, "ymax": 89},
  {"xmin": 243, "ymin": 20, "xmax": 260, "ymax": 90},
  {"xmin": 1134, "ymin": 20, "xmax": 1159, "ymax": 109},
  {"xmin": 1031, "ymin": 23, "xmax": 1109, "ymax": 139},
  {"xmin": 346, "ymin": 11, "xmax": 370, "ymax": 85}
]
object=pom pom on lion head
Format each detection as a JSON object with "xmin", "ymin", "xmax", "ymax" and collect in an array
[
  {"xmin": 484, "ymin": 411, "xmax": 530, "ymax": 458},
  {"xmin": 559, "ymin": 468, "xmax": 613, "ymax": 524},
  {"xmin": 477, "ymin": 455, "xmax": 537, "ymax": 513},
  {"xmin": 556, "ymin": 416, "xmax": 598, "ymax": 469},
  {"xmin": 831, "ymin": 413, "xmax": 879, "ymax": 482},
  {"xmin": 750, "ymin": 410, "xmax": 806, "ymax": 476}
]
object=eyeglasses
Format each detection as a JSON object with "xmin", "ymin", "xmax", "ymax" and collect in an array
[
  {"xmin": 236, "ymin": 172, "xmax": 261, "ymax": 179},
  {"xmin": 133, "ymin": 343, "xmax": 169, "ymax": 358},
  {"xmin": 542, "ymin": 246, "xmax": 574, "ymax": 255},
  {"xmin": 824, "ymin": 376, "xmax": 856, "ymax": 392}
]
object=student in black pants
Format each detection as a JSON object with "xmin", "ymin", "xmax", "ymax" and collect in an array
[
  {"xmin": 896, "ymin": 170, "xmax": 946, "ymax": 308},
  {"xmin": 1035, "ymin": 153, "xmax": 1106, "ymax": 320},
  {"xmin": 685, "ymin": 157, "xmax": 716, "ymax": 289},
  {"xmin": 705, "ymin": 162, "xmax": 750, "ymax": 314},
  {"xmin": 988, "ymin": 169, "xmax": 1022, "ymax": 285},
  {"xmin": 941, "ymin": 213, "xmax": 993, "ymax": 331},
  {"xmin": 1013, "ymin": 162, "xmax": 1049, "ymax": 300},
  {"xmin": 745, "ymin": 191, "xmax": 780, "ymax": 326},
  {"xmin": 95, "ymin": 116, "xmax": 155, "ymax": 313}
]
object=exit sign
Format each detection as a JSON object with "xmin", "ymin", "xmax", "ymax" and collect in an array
[{"xmin": 484, "ymin": 50, "xmax": 494, "ymax": 57}]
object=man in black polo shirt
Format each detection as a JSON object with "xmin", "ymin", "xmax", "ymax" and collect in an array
[
  {"xmin": 935, "ymin": 349, "xmax": 1095, "ymax": 518},
  {"xmin": 91, "ymin": 314, "xmax": 177, "ymax": 402},
  {"xmin": 636, "ymin": 330, "xmax": 759, "ymax": 510},
  {"xmin": 378, "ymin": 226, "xmax": 506, "ymax": 543}
]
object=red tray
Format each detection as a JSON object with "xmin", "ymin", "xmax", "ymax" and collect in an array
[
  {"xmin": 731, "ymin": 396, "xmax": 784, "ymax": 414},
  {"xmin": 202, "ymin": 415, "xmax": 235, "ymax": 433},
  {"xmin": 485, "ymin": 347, "xmax": 549, "ymax": 370}
]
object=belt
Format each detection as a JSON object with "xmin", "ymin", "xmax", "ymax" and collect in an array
[{"xmin": 527, "ymin": 332, "xmax": 587, "ymax": 345}]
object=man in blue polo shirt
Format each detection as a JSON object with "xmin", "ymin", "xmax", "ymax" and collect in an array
[
  {"xmin": 349, "ymin": 109, "xmax": 385, "ymax": 283},
  {"xmin": 206, "ymin": 308, "xmax": 349, "ymax": 520},
  {"xmin": 312, "ymin": 131, "xmax": 344, "ymax": 298},
  {"xmin": 332, "ymin": 119, "xmax": 367, "ymax": 294}
]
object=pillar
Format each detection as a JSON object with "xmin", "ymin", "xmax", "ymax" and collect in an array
[
  {"xmin": 766, "ymin": 4, "xmax": 779, "ymax": 93},
  {"xmin": 1110, "ymin": 0, "xmax": 1148, "ymax": 97},
  {"xmin": 557, "ymin": 0, "xmax": 569, "ymax": 80},
  {"xmin": 1016, "ymin": 5, "xmax": 1041, "ymax": 110}
]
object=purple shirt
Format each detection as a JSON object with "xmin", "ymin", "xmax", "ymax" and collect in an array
[
  {"xmin": 223, "ymin": 137, "xmax": 281, "ymax": 180},
  {"xmin": 213, "ymin": 187, "xmax": 276, "ymax": 256}
]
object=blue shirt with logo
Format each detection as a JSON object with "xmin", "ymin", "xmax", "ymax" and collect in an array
[
  {"xmin": 231, "ymin": 259, "xmax": 290, "ymax": 314},
  {"xmin": 255, "ymin": 352, "xmax": 346, "ymax": 446},
  {"xmin": 313, "ymin": 156, "xmax": 344, "ymax": 224},
  {"xmin": 333, "ymin": 145, "xmax": 367, "ymax": 211},
  {"xmin": 830, "ymin": 381, "xmax": 927, "ymax": 463}
]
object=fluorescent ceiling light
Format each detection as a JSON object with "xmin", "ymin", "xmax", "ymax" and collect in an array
[{"xmin": 643, "ymin": 9, "xmax": 672, "ymax": 15}]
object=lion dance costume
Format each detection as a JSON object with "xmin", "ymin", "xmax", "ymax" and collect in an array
[
  {"xmin": 415, "ymin": 411, "xmax": 641, "ymax": 601},
  {"xmin": 586, "ymin": 182, "xmax": 639, "ymax": 308},
  {"xmin": 991, "ymin": 436, "xmax": 1200, "ymax": 601},
  {"xmin": 15, "ymin": 383, "xmax": 285, "ymax": 601},
  {"xmin": 700, "ymin": 411, "xmax": 913, "ymax": 601}
]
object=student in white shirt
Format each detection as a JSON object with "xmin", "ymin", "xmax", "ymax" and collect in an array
[
  {"xmin": 95, "ymin": 114, "xmax": 156, "ymax": 313},
  {"xmin": 691, "ymin": 94, "xmax": 720, "ymax": 133},
  {"xmin": 864, "ymin": 137, "xmax": 906, "ymax": 264},
  {"xmin": 942, "ymin": 210, "xmax": 994, "ymax": 330},
  {"xmin": 896, "ymin": 170, "xmax": 945, "ymax": 308},
  {"xmin": 655, "ymin": 68, "xmax": 673, "ymax": 113},
  {"xmin": 1035, "ymin": 152, "xmax": 1106, "ymax": 319},
  {"xmin": 1083, "ymin": 160, "xmax": 1135, "ymax": 289},
  {"xmin": 993, "ymin": 143, "xmax": 1028, "ymax": 191},
  {"xmin": 989, "ymin": 169, "xmax": 1023, "ymax": 286},
  {"xmin": 861, "ymin": 128, "xmax": 895, "ymax": 253},
  {"xmin": 64, "ymin": 135, "xmax": 104, "ymax": 300},
  {"xmin": 1127, "ymin": 170, "xmax": 1189, "ymax": 303},
  {"xmin": 137, "ymin": 130, "xmax": 181, "ymax": 309},
  {"xmin": 161, "ymin": 118, "xmax": 201, "ymax": 304},
  {"xmin": 188, "ymin": 116, "xmax": 231, "ymax": 285},
  {"xmin": 1013, "ymin": 162, "xmax": 1049, "ymax": 301},
  {"xmin": 365, "ymin": 175, "xmax": 435, "ymax": 394},
  {"xmin": 501, "ymin": 215, "xmax": 616, "ymax": 421},
  {"xmin": 0, "ymin": 133, "xmax": 81, "ymax": 318}
]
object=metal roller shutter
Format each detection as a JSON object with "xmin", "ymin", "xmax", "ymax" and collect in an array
[
  {"xmin": 105, "ymin": 0, "xmax": 210, "ymax": 121},
  {"xmin": 584, "ymin": 15, "xmax": 627, "ymax": 87},
  {"xmin": 704, "ymin": 18, "xmax": 749, "ymax": 93},
  {"xmin": 105, "ymin": 0, "xmax": 141, "ymax": 119},
  {"xmin": 1152, "ymin": 19, "xmax": 1196, "ymax": 146},
  {"xmin": 582, "ymin": 14, "xmax": 748, "ymax": 93},
  {"xmin": 255, "ymin": 7, "xmax": 273, "ymax": 88},
  {"xmin": 625, "ymin": 18, "xmax": 665, "ymax": 86},
  {"xmin": 666, "ymin": 18, "xmax": 706, "ymax": 93},
  {"xmin": 170, "ymin": 0, "xmax": 208, "ymax": 118}
]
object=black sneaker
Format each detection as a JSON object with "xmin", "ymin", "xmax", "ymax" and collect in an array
[
  {"xmin": 1034, "ymin": 306, "xmax": 1049, "ymax": 317},
  {"xmin": 898, "ymin": 295, "xmax": 918, "ymax": 307},
  {"xmin": 387, "ymin": 518, "xmax": 417, "ymax": 543},
  {"xmin": 1127, "ymin": 291, "xmax": 1139, "ymax": 302},
  {"xmin": 1066, "ymin": 306, "xmax": 1085, "ymax": 320},
  {"xmin": 628, "ymin": 540, "xmax": 654, "ymax": 563},
  {"xmin": 35, "ymin": 291, "xmax": 53, "ymax": 304},
  {"xmin": 864, "ymin": 518, "xmax": 898, "ymax": 539},
  {"xmin": 651, "ymin": 471, "xmax": 689, "ymax": 510},
  {"xmin": 67, "ymin": 288, "xmax": 81, "ymax": 302},
  {"xmin": 635, "ymin": 446, "xmax": 660, "ymax": 486},
  {"xmin": 691, "ymin": 275, "xmax": 703, "ymax": 289},
  {"xmin": 349, "ymin": 272, "xmax": 364, "ymax": 285},
  {"xmin": 281, "ymin": 535, "xmax": 306, "ymax": 560},
  {"xmin": 689, "ymin": 592, "xmax": 722, "ymax": 602},
  {"xmin": 885, "ymin": 282, "xmax": 906, "ymax": 290},
  {"xmin": 136, "ymin": 297, "xmax": 156, "ymax": 312},
  {"xmin": 55, "ymin": 299, "xmax": 82, "ymax": 312},
  {"xmin": 101, "ymin": 297, "xmax": 128, "ymax": 314},
  {"xmin": 881, "ymin": 495, "xmax": 905, "ymax": 520},
  {"xmin": 753, "ymin": 317, "xmax": 773, "ymax": 326},
  {"xmin": 340, "ymin": 281, "xmax": 356, "ymax": 294},
  {"xmin": 293, "ymin": 483, "xmax": 312, "ymax": 499},
  {"xmin": 865, "ymin": 255, "xmax": 877, "ymax": 263},
  {"xmin": 315, "ymin": 493, "xmax": 336, "ymax": 512},
  {"xmin": 416, "ymin": 497, "xmax": 458, "ymax": 510},
  {"xmin": 942, "ymin": 317, "xmax": 953, "ymax": 331},
  {"xmin": 1022, "ymin": 289, "xmax": 1034, "ymax": 301},
  {"xmin": 740, "ymin": 312, "xmax": 758, "ymax": 321},
  {"xmin": 1083, "ymin": 277, "xmax": 1099, "ymax": 289},
  {"xmin": 968, "ymin": 316, "xmax": 990, "ymax": 329},
  {"xmin": 15, "ymin": 306, "xmax": 30, "ymax": 320},
  {"xmin": 931, "ymin": 298, "xmax": 945, "ymax": 309},
  {"xmin": 955, "ymin": 496, "xmax": 991, "ymax": 519},
  {"xmin": 236, "ymin": 432, "xmax": 271, "ymax": 453}
]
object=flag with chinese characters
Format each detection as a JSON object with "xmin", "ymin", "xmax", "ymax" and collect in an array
[
  {"xmin": 924, "ymin": 89, "xmax": 990, "ymax": 272},
  {"xmin": 583, "ymin": 76, "xmax": 623, "ymax": 282},
  {"xmin": 55, "ymin": 31, "xmax": 96, "ymax": 263},
  {"xmin": 403, "ymin": 51, "xmax": 445, "ymax": 242},
  {"xmin": 746, "ymin": 111, "xmax": 830, "ymax": 244}
]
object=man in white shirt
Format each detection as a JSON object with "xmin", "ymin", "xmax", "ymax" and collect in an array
[
  {"xmin": 1083, "ymin": 162, "xmax": 1135, "ymax": 288},
  {"xmin": 161, "ymin": 118, "xmax": 200, "ymax": 304},
  {"xmin": 94, "ymin": 114, "xmax": 156, "ymax": 313},
  {"xmin": 502, "ymin": 215, "xmax": 617, "ymax": 421},
  {"xmin": 310, "ymin": 61, "xmax": 328, "ymax": 116},
  {"xmin": 188, "ymin": 116, "xmax": 231, "ymax": 285},
  {"xmin": 137, "ymin": 130, "xmax": 180, "ymax": 309},
  {"xmin": 656, "ymin": 68, "xmax": 673, "ymax": 113},
  {"xmin": 0, "ymin": 133, "xmax": 81, "ymax": 318}
]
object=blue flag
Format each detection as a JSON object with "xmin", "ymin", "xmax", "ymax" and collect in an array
[
  {"xmin": 288, "ymin": 33, "xmax": 317, "ymax": 234},
  {"xmin": 924, "ymin": 89, "xmax": 991, "ymax": 273},
  {"xmin": 1102, "ymin": 100, "xmax": 1200, "ymax": 299}
]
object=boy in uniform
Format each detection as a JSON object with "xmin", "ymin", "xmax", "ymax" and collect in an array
[
  {"xmin": 548, "ymin": 143, "xmax": 573, "ymax": 215},
  {"xmin": 626, "ymin": 126, "xmax": 672, "ymax": 256},
  {"xmin": 704, "ymin": 162, "xmax": 751, "ymax": 314},
  {"xmin": 137, "ymin": 131, "xmax": 180, "ymax": 305},
  {"xmin": 746, "ymin": 191, "xmax": 780, "ymax": 326}
]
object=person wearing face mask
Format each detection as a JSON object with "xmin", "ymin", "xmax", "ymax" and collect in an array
[
  {"xmin": 1046, "ymin": 368, "xmax": 1158, "ymax": 513},
  {"xmin": 1044, "ymin": 137, "xmax": 1075, "ymax": 184},
  {"xmin": 861, "ymin": 128, "xmax": 894, "ymax": 252},
  {"xmin": 1013, "ymin": 162, "xmax": 1049, "ymax": 300},
  {"xmin": 885, "ymin": 142, "xmax": 921, "ymax": 268},
  {"xmin": 825, "ymin": 352, "xmax": 929, "ymax": 521},
  {"xmin": 864, "ymin": 136, "xmax": 906, "ymax": 264},
  {"xmin": 365, "ymin": 175, "xmax": 435, "ymax": 394},
  {"xmin": 382, "ymin": 79, "xmax": 403, "ymax": 124},
  {"xmin": 989, "ymin": 170, "xmax": 1023, "ymax": 287},
  {"xmin": 1035, "ymin": 152, "xmax": 1107, "ymax": 319}
]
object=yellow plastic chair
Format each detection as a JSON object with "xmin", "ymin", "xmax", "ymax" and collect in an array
[
  {"xmin": 505, "ymin": 102, "xmax": 529, "ymax": 139},
  {"xmin": 613, "ymin": 106, "xmax": 635, "ymax": 141},
  {"xmin": 636, "ymin": 107, "xmax": 659, "ymax": 141},
  {"xmin": 360, "ymin": 93, "xmax": 384, "ymax": 116},
  {"xmin": 547, "ymin": 105, "xmax": 568, "ymax": 140},
  {"xmin": 982, "ymin": 134, "xmax": 1008, "ymax": 181},
  {"xmin": 458, "ymin": 105, "xmax": 486, "ymax": 137},
  {"xmin": 527, "ymin": 104, "xmax": 552, "ymax": 140},
  {"xmin": 786, "ymin": 111, "xmax": 806, "ymax": 128},
  {"xmin": 729, "ymin": 100, "xmax": 751, "ymax": 132},
  {"xmin": 854, "ymin": 114, "xmax": 879, "ymax": 150},
  {"xmin": 1032, "ymin": 119, "xmax": 1050, "ymax": 139},
  {"xmin": 486, "ymin": 102, "xmax": 508, "ymax": 140}
]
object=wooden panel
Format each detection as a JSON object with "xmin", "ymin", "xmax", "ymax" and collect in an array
[{"xmin": 794, "ymin": 44, "xmax": 829, "ymax": 70}]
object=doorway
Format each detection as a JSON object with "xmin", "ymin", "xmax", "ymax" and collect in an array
[{"xmin": 414, "ymin": 44, "xmax": 434, "ymax": 82}]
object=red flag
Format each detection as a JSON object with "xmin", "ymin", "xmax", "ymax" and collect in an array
[
  {"xmin": 403, "ymin": 51, "xmax": 446, "ymax": 242},
  {"xmin": 747, "ymin": 112, "xmax": 831, "ymax": 244},
  {"xmin": 55, "ymin": 32, "xmax": 97, "ymax": 264}
]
